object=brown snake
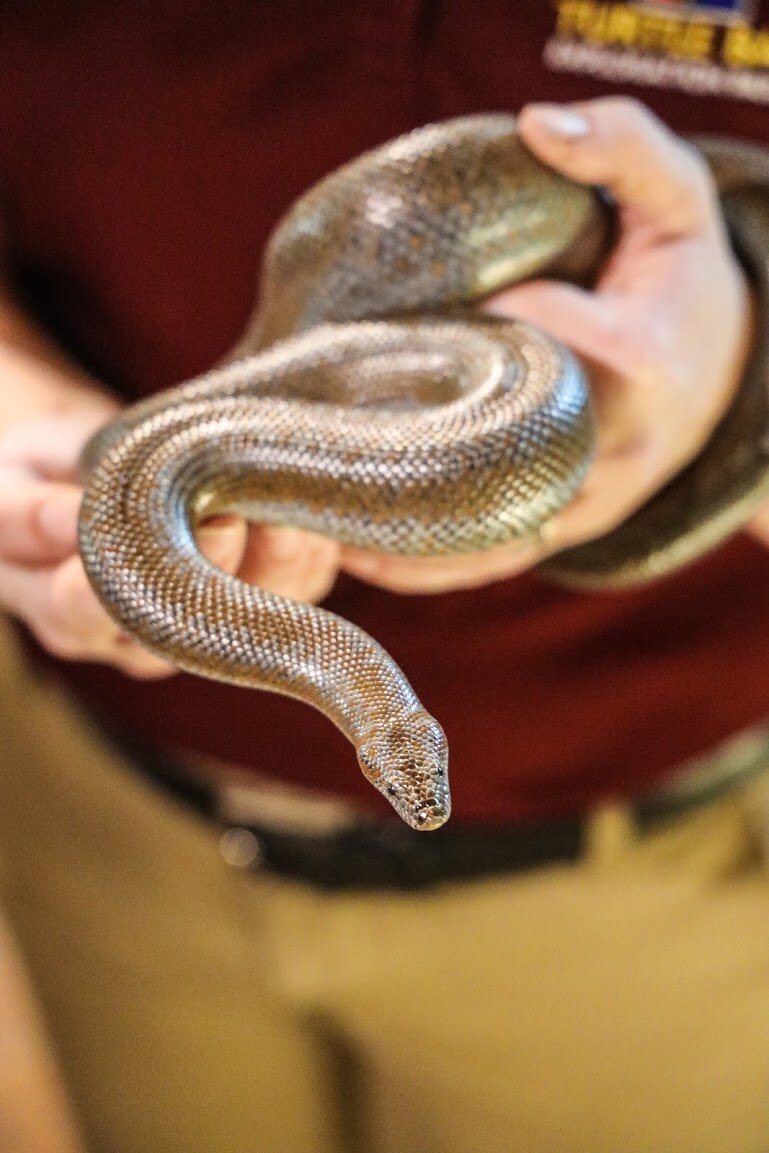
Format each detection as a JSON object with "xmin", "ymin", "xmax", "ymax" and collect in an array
[{"xmin": 78, "ymin": 116, "xmax": 769, "ymax": 831}]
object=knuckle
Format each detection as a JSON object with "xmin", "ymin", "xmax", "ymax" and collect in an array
[
  {"xmin": 655, "ymin": 146, "xmax": 717, "ymax": 230},
  {"xmin": 581, "ymin": 498, "xmax": 637, "ymax": 540},
  {"xmin": 593, "ymin": 95, "xmax": 660, "ymax": 142},
  {"xmin": 0, "ymin": 487, "xmax": 36, "ymax": 541},
  {"xmin": 679, "ymin": 145, "xmax": 718, "ymax": 212},
  {"xmin": 53, "ymin": 558, "xmax": 101, "ymax": 620},
  {"xmin": 45, "ymin": 567, "xmax": 109, "ymax": 647},
  {"xmin": 591, "ymin": 99, "xmax": 716, "ymax": 225},
  {"xmin": 605, "ymin": 94, "xmax": 654, "ymax": 126},
  {"xmin": 593, "ymin": 306, "xmax": 640, "ymax": 369},
  {"xmin": 42, "ymin": 591, "xmax": 76, "ymax": 639},
  {"xmin": 632, "ymin": 318, "xmax": 676, "ymax": 378},
  {"xmin": 34, "ymin": 625, "xmax": 82, "ymax": 662},
  {"xmin": 118, "ymin": 652, "xmax": 174, "ymax": 680}
]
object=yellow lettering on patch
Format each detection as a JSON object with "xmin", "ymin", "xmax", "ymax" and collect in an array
[
  {"xmin": 554, "ymin": 1, "xmax": 715, "ymax": 62},
  {"xmin": 605, "ymin": 7, "xmax": 641, "ymax": 47},
  {"xmin": 683, "ymin": 22, "xmax": 717, "ymax": 62},
  {"xmin": 722, "ymin": 25, "xmax": 769, "ymax": 69},
  {"xmin": 555, "ymin": 0, "xmax": 587, "ymax": 37}
]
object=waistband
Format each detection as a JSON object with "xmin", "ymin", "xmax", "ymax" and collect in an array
[{"xmin": 108, "ymin": 723, "xmax": 769, "ymax": 890}]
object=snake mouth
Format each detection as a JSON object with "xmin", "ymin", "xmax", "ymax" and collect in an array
[
  {"xmin": 382, "ymin": 783, "xmax": 451, "ymax": 832},
  {"xmin": 358, "ymin": 711, "xmax": 451, "ymax": 832},
  {"xmin": 412, "ymin": 800, "xmax": 451, "ymax": 831}
]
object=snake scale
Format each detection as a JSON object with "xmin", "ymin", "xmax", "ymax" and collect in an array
[{"xmin": 78, "ymin": 116, "xmax": 769, "ymax": 831}]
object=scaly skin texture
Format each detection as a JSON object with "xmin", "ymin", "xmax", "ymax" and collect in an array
[{"xmin": 78, "ymin": 116, "xmax": 769, "ymax": 828}]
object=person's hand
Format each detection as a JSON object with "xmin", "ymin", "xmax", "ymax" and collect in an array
[
  {"xmin": 0, "ymin": 406, "xmax": 342, "ymax": 675},
  {"xmin": 0, "ymin": 408, "xmax": 172, "ymax": 677},
  {"xmin": 0, "ymin": 404, "xmax": 341, "ymax": 675},
  {"xmin": 339, "ymin": 97, "xmax": 753, "ymax": 593}
]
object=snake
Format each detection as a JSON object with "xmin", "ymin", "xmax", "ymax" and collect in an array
[{"xmin": 78, "ymin": 115, "xmax": 769, "ymax": 832}]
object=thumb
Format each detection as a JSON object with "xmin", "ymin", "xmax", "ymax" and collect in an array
[
  {"xmin": 519, "ymin": 98, "xmax": 715, "ymax": 236},
  {"xmin": 484, "ymin": 281, "xmax": 625, "ymax": 376}
]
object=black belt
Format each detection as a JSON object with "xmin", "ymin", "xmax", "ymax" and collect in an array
[
  {"xmin": 220, "ymin": 816, "xmax": 586, "ymax": 889},
  {"xmin": 106, "ymin": 724, "xmax": 769, "ymax": 891}
]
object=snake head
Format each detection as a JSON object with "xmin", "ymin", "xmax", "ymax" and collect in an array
[{"xmin": 357, "ymin": 711, "xmax": 450, "ymax": 831}]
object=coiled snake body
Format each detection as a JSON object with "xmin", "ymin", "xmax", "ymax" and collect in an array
[{"xmin": 78, "ymin": 116, "xmax": 769, "ymax": 830}]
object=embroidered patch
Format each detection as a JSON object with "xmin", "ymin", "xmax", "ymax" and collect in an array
[{"xmin": 545, "ymin": 0, "xmax": 769, "ymax": 103}]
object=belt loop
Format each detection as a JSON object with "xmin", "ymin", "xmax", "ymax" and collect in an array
[{"xmin": 584, "ymin": 802, "xmax": 638, "ymax": 868}]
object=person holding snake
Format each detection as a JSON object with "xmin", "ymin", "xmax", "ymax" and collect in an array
[{"xmin": 0, "ymin": 2, "xmax": 767, "ymax": 1151}]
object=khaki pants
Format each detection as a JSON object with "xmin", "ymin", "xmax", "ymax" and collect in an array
[{"xmin": 0, "ymin": 620, "xmax": 767, "ymax": 1153}]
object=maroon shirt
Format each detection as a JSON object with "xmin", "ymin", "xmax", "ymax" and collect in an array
[{"xmin": 2, "ymin": 0, "xmax": 769, "ymax": 822}]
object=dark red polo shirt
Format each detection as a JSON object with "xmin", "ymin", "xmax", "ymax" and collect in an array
[{"xmin": 2, "ymin": 0, "xmax": 769, "ymax": 822}]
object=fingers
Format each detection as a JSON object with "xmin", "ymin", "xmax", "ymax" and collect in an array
[
  {"xmin": 0, "ymin": 410, "xmax": 120, "ymax": 564},
  {"xmin": 338, "ymin": 441, "xmax": 670, "ymax": 595},
  {"xmin": 0, "ymin": 409, "xmax": 172, "ymax": 677},
  {"xmin": 0, "ymin": 555, "xmax": 175, "ymax": 678},
  {"xmin": 195, "ymin": 512, "xmax": 341, "ymax": 604},
  {"xmin": 196, "ymin": 515, "xmax": 249, "ymax": 574},
  {"xmin": 484, "ymin": 281, "xmax": 628, "ymax": 377},
  {"xmin": 197, "ymin": 514, "xmax": 342, "ymax": 603},
  {"xmin": 519, "ymin": 97, "xmax": 716, "ymax": 236},
  {"xmin": 239, "ymin": 525, "xmax": 341, "ymax": 603},
  {"xmin": 540, "ymin": 439, "xmax": 662, "ymax": 548},
  {"xmin": 0, "ymin": 411, "xmax": 117, "ymax": 482},
  {"xmin": 0, "ymin": 472, "xmax": 82, "ymax": 564},
  {"xmin": 0, "ymin": 471, "xmax": 336, "ymax": 679},
  {"xmin": 342, "ymin": 537, "xmax": 543, "ymax": 594}
]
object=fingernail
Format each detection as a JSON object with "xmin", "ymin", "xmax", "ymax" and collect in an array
[
  {"xmin": 526, "ymin": 105, "xmax": 591, "ymax": 140},
  {"xmin": 37, "ymin": 492, "xmax": 79, "ymax": 547}
]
